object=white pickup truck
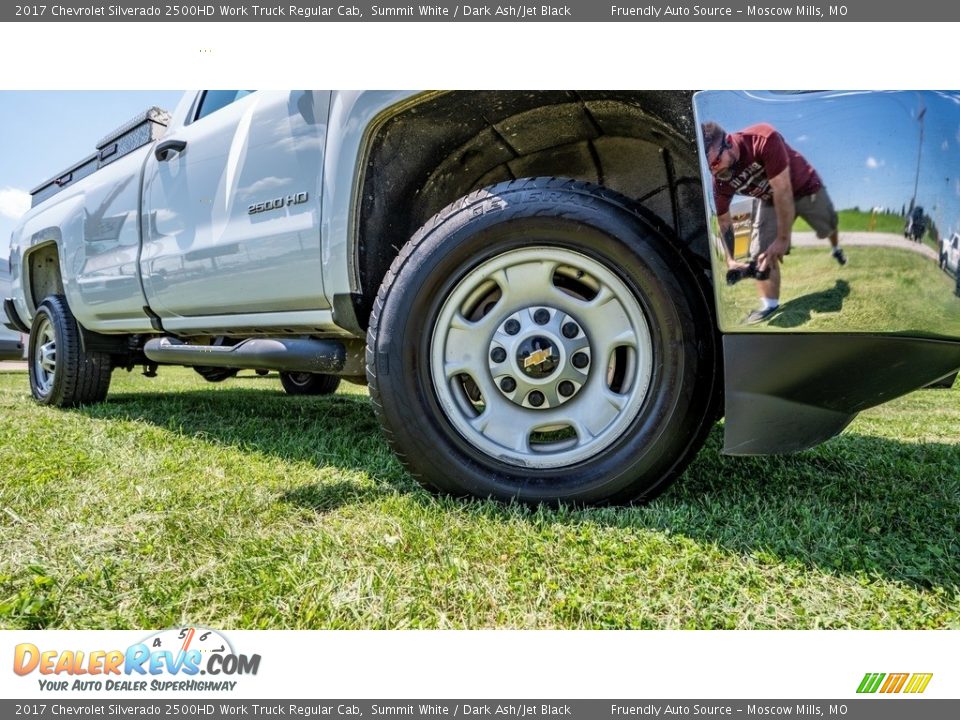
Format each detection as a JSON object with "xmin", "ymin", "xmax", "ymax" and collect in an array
[
  {"xmin": 941, "ymin": 233, "xmax": 960, "ymax": 275},
  {"xmin": 6, "ymin": 90, "xmax": 960, "ymax": 504}
]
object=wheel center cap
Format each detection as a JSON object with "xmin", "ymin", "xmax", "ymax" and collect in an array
[{"xmin": 518, "ymin": 336, "xmax": 559, "ymax": 378}]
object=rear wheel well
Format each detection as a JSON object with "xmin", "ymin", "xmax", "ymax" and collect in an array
[
  {"xmin": 27, "ymin": 243, "xmax": 65, "ymax": 312},
  {"xmin": 355, "ymin": 91, "xmax": 710, "ymax": 327}
]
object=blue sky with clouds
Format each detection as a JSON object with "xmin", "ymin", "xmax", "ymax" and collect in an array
[
  {"xmin": 696, "ymin": 90, "xmax": 960, "ymax": 237},
  {"xmin": 0, "ymin": 91, "xmax": 183, "ymax": 255}
]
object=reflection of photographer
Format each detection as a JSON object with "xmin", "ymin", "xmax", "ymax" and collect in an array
[{"xmin": 703, "ymin": 122, "xmax": 847, "ymax": 324}]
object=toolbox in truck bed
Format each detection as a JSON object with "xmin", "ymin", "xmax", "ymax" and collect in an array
[{"xmin": 29, "ymin": 106, "xmax": 171, "ymax": 208}]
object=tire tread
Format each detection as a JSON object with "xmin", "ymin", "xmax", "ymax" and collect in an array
[
  {"xmin": 29, "ymin": 295, "xmax": 112, "ymax": 407},
  {"xmin": 366, "ymin": 177, "xmax": 719, "ymax": 504}
]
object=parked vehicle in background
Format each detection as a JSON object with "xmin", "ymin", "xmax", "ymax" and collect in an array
[
  {"xmin": 941, "ymin": 232, "xmax": 959, "ymax": 274},
  {"xmin": 5, "ymin": 90, "xmax": 960, "ymax": 504},
  {"xmin": 0, "ymin": 258, "xmax": 27, "ymax": 360}
]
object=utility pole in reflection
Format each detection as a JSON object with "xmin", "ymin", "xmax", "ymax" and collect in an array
[{"xmin": 910, "ymin": 105, "xmax": 927, "ymax": 214}]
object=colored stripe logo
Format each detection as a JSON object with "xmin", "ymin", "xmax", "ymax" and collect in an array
[{"xmin": 857, "ymin": 672, "xmax": 933, "ymax": 694}]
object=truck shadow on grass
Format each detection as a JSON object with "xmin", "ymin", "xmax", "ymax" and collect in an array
[{"xmin": 82, "ymin": 387, "xmax": 960, "ymax": 594}]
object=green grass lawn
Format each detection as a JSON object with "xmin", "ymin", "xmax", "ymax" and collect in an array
[
  {"xmin": 794, "ymin": 209, "xmax": 906, "ymax": 235},
  {"xmin": 718, "ymin": 245, "xmax": 960, "ymax": 334},
  {"xmin": 0, "ymin": 366, "xmax": 958, "ymax": 630}
]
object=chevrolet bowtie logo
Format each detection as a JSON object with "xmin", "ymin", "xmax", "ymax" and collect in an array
[{"xmin": 524, "ymin": 348, "xmax": 553, "ymax": 369}]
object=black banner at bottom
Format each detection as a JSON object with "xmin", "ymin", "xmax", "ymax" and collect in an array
[{"xmin": 2, "ymin": 700, "xmax": 956, "ymax": 719}]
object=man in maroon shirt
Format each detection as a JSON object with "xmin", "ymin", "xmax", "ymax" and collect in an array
[{"xmin": 702, "ymin": 121, "xmax": 846, "ymax": 324}]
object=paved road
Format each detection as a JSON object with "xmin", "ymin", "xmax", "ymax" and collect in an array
[
  {"xmin": 792, "ymin": 231, "xmax": 938, "ymax": 260},
  {"xmin": 0, "ymin": 361, "xmax": 26, "ymax": 372}
]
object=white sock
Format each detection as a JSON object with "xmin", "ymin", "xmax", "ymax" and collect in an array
[{"xmin": 762, "ymin": 297, "xmax": 779, "ymax": 310}]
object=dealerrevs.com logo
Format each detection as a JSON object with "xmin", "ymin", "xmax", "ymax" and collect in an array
[
  {"xmin": 13, "ymin": 627, "xmax": 260, "ymax": 692},
  {"xmin": 857, "ymin": 672, "xmax": 933, "ymax": 694}
]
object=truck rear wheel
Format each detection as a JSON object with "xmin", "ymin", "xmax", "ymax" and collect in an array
[
  {"xmin": 366, "ymin": 178, "xmax": 719, "ymax": 505},
  {"xmin": 28, "ymin": 295, "xmax": 111, "ymax": 407},
  {"xmin": 193, "ymin": 337, "xmax": 240, "ymax": 382},
  {"xmin": 193, "ymin": 366, "xmax": 239, "ymax": 382}
]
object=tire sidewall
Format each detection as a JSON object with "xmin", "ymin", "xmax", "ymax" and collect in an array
[
  {"xmin": 28, "ymin": 301, "xmax": 65, "ymax": 406},
  {"xmin": 371, "ymin": 186, "xmax": 711, "ymax": 504}
]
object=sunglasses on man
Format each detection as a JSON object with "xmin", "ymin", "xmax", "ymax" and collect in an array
[{"xmin": 708, "ymin": 138, "xmax": 731, "ymax": 172}]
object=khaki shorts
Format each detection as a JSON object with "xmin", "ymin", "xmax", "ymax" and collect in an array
[{"xmin": 749, "ymin": 188, "xmax": 838, "ymax": 258}]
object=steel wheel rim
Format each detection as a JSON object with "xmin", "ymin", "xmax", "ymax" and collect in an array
[
  {"xmin": 430, "ymin": 246, "xmax": 654, "ymax": 469},
  {"xmin": 33, "ymin": 316, "xmax": 57, "ymax": 396}
]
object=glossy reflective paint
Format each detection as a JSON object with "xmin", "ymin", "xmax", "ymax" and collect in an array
[
  {"xmin": 140, "ymin": 91, "xmax": 331, "ymax": 321},
  {"xmin": 70, "ymin": 148, "xmax": 152, "ymax": 326},
  {"xmin": 695, "ymin": 90, "xmax": 960, "ymax": 339}
]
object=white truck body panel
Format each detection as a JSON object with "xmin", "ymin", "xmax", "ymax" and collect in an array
[
  {"xmin": 8, "ymin": 90, "xmax": 422, "ymax": 337},
  {"xmin": 141, "ymin": 91, "xmax": 331, "ymax": 324}
]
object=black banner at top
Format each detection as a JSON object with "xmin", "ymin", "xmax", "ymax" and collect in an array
[{"xmin": 3, "ymin": 0, "xmax": 959, "ymax": 22}]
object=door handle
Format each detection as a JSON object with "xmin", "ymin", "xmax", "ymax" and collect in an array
[{"xmin": 155, "ymin": 139, "xmax": 187, "ymax": 162}]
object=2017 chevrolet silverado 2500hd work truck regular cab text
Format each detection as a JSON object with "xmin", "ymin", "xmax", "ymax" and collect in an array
[{"xmin": 6, "ymin": 90, "xmax": 960, "ymax": 504}]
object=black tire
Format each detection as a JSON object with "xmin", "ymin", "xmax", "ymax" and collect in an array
[
  {"xmin": 279, "ymin": 371, "xmax": 341, "ymax": 396},
  {"xmin": 193, "ymin": 366, "xmax": 239, "ymax": 383},
  {"xmin": 28, "ymin": 295, "xmax": 111, "ymax": 407},
  {"xmin": 366, "ymin": 177, "xmax": 720, "ymax": 505},
  {"xmin": 193, "ymin": 336, "xmax": 240, "ymax": 382}
]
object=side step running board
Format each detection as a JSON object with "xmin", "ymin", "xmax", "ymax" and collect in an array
[{"xmin": 143, "ymin": 337, "xmax": 365, "ymax": 376}]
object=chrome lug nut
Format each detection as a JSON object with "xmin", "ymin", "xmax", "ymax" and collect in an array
[
  {"xmin": 558, "ymin": 381, "xmax": 575, "ymax": 397},
  {"xmin": 533, "ymin": 308, "xmax": 550, "ymax": 325},
  {"xmin": 500, "ymin": 377, "xmax": 517, "ymax": 392},
  {"xmin": 490, "ymin": 347, "xmax": 507, "ymax": 363},
  {"xmin": 528, "ymin": 391, "xmax": 545, "ymax": 407},
  {"xmin": 504, "ymin": 319, "xmax": 521, "ymax": 335},
  {"xmin": 562, "ymin": 322, "xmax": 579, "ymax": 338},
  {"xmin": 572, "ymin": 351, "xmax": 589, "ymax": 369}
]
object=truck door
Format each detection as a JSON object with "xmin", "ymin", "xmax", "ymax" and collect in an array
[{"xmin": 140, "ymin": 91, "xmax": 330, "ymax": 324}]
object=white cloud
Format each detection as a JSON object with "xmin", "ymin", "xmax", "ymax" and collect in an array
[
  {"xmin": 865, "ymin": 156, "xmax": 885, "ymax": 169},
  {"xmin": 794, "ymin": 134, "xmax": 809, "ymax": 143},
  {"xmin": 942, "ymin": 140, "xmax": 950, "ymax": 151},
  {"xmin": 238, "ymin": 176, "xmax": 291, "ymax": 197},
  {"xmin": 0, "ymin": 187, "xmax": 30, "ymax": 220}
]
